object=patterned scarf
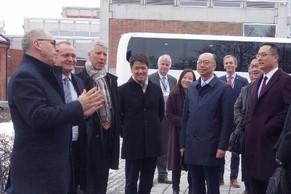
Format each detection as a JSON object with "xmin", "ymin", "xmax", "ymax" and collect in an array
[{"xmin": 85, "ymin": 60, "xmax": 112, "ymax": 130}]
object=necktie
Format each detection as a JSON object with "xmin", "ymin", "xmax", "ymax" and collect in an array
[
  {"xmin": 140, "ymin": 82, "xmax": 146, "ymax": 93},
  {"xmin": 259, "ymin": 76, "xmax": 268, "ymax": 97},
  {"xmin": 63, "ymin": 77, "xmax": 72, "ymax": 103},
  {"xmin": 227, "ymin": 76, "xmax": 232, "ymax": 87},
  {"xmin": 161, "ymin": 76, "xmax": 168, "ymax": 91}
]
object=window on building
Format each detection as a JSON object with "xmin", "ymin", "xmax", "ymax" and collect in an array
[
  {"xmin": 75, "ymin": 31, "xmax": 90, "ymax": 37},
  {"xmin": 244, "ymin": 24, "xmax": 276, "ymax": 37},
  {"xmin": 180, "ymin": 0, "xmax": 208, "ymax": 7},
  {"xmin": 246, "ymin": 1, "xmax": 275, "ymax": 8},
  {"xmin": 213, "ymin": 0, "xmax": 241, "ymax": 7},
  {"xmin": 60, "ymin": 31, "xmax": 75, "ymax": 36},
  {"xmin": 49, "ymin": 31, "xmax": 59, "ymax": 36},
  {"xmin": 90, "ymin": 32, "xmax": 99, "ymax": 37},
  {"xmin": 146, "ymin": 0, "xmax": 174, "ymax": 5},
  {"xmin": 112, "ymin": 0, "xmax": 141, "ymax": 4}
]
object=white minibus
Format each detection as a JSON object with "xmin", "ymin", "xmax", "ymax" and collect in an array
[{"xmin": 116, "ymin": 32, "xmax": 291, "ymax": 85}]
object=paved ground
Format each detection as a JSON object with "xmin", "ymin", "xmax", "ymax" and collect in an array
[
  {"xmin": 0, "ymin": 122, "xmax": 245, "ymax": 194},
  {"xmin": 107, "ymin": 152, "xmax": 245, "ymax": 194}
]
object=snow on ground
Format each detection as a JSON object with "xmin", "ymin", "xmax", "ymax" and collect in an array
[{"xmin": 0, "ymin": 121, "xmax": 14, "ymax": 137}]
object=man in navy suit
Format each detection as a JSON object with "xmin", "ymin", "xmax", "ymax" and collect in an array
[
  {"xmin": 56, "ymin": 41, "xmax": 86, "ymax": 193},
  {"xmin": 219, "ymin": 55, "xmax": 248, "ymax": 188},
  {"xmin": 149, "ymin": 54, "xmax": 177, "ymax": 184},
  {"xmin": 180, "ymin": 52, "xmax": 234, "ymax": 194},
  {"xmin": 244, "ymin": 43, "xmax": 291, "ymax": 193}
]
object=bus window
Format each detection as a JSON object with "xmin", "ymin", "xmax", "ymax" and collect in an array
[{"xmin": 116, "ymin": 33, "xmax": 291, "ymax": 86}]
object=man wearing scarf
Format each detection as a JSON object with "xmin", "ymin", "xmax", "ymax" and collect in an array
[{"xmin": 77, "ymin": 41, "xmax": 121, "ymax": 194}]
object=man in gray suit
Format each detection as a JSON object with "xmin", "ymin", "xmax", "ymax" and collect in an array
[{"xmin": 149, "ymin": 54, "xmax": 177, "ymax": 184}]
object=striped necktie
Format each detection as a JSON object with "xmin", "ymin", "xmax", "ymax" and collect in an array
[{"xmin": 63, "ymin": 77, "xmax": 72, "ymax": 103}]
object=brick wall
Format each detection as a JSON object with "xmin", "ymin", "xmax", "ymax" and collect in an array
[
  {"xmin": 0, "ymin": 44, "xmax": 9, "ymax": 100},
  {"xmin": 109, "ymin": 19, "xmax": 243, "ymax": 69},
  {"xmin": 7, "ymin": 49, "xmax": 23, "ymax": 77}
]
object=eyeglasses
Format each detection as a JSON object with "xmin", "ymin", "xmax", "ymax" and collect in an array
[
  {"xmin": 37, "ymin": 39, "xmax": 56, "ymax": 47},
  {"xmin": 250, "ymin": 64, "xmax": 259, "ymax": 69},
  {"xmin": 197, "ymin": 60, "xmax": 214, "ymax": 65},
  {"xmin": 256, "ymin": 53, "xmax": 274, "ymax": 58}
]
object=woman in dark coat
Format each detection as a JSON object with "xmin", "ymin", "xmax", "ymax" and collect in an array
[{"xmin": 166, "ymin": 68, "xmax": 196, "ymax": 194}]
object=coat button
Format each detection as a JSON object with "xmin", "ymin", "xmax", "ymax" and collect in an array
[{"xmin": 196, "ymin": 107, "xmax": 200, "ymax": 111}]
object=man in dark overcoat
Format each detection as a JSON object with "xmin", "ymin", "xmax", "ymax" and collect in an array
[
  {"xmin": 119, "ymin": 53, "xmax": 165, "ymax": 194},
  {"xmin": 6, "ymin": 29, "xmax": 102, "ymax": 193},
  {"xmin": 276, "ymin": 105, "xmax": 291, "ymax": 183},
  {"xmin": 244, "ymin": 42, "xmax": 291, "ymax": 193},
  {"xmin": 77, "ymin": 41, "xmax": 121, "ymax": 194},
  {"xmin": 180, "ymin": 52, "xmax": 234, "ymax": 194}
]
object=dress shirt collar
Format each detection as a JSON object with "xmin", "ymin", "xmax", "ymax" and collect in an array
[
  {"xmin": 201, "ymin": 74, "xmax": 214, "ymax": 86},
  {"xmin": 62, "ymin": 73, "xmax": 72, "ymax": 80},
  {"xmin": 264, "ymin": 67, "xmax": 278, "ymax": 82},
  {"xmin": 158, "ymin": 72, "xmax": 168, "ymax": 80}
]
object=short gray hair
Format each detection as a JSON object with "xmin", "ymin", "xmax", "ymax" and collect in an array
[
  {"xmin": 88, "ymin": 40, "xmax": 107, "ymax": 52},
  {"xmin": 22, "ymin": 29, "xmax": 46, "ymax": 52},
  {"xmin": 56, "ymin": 40, "xmax": 73, "ymax": 47},
  {"xmin": 158, "ymin": 54, "xmax": 172, "ymax": 66}
]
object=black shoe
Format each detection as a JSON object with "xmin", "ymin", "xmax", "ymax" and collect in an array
[
  {"xmin": 173, "ymin": 189, "xmax": 179, "ymax": 194},
  {"xmin": 188, "ymin": 187, "xmax": 193, "ymax": 194},
  {"xmin": 158, "ymin": 177, "xmax": 172, "ymax": 184}
]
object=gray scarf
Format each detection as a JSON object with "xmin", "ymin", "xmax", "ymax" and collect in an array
[{"xmin": 85, "ymin": 60, "xmax": 112, "ymax": 130}]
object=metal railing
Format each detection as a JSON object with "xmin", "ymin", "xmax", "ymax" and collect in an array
[{"xmin": 112, "ymin": 0, "xmax": 287, "ymax": 8}]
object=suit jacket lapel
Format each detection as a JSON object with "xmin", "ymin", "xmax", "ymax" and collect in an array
[
  {"xmin": 222, "ymin": 75, "xmax": 227, "ymax": 82},
  {"xmin": 168, "ymin": 77, "xmax": 176, "ymax": 91},
  {"xmin": 234, "ymin": 76, "xmax": 241, "ymax": 89},
  {"xmin": 71, "ymin": 75, "xmax": 82, "ymax": 96},
  {"xmin": 259, "ymin": 69, "xmax": 281, "ymax": 98}
]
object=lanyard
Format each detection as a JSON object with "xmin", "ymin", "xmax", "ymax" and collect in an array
[{"xmin": 160, "ymin": 77, "xmax": 168, "ymax": 91}]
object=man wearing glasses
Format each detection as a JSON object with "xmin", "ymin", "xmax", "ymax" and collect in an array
[
  {"xmin": 243, "ymin": 43, "xmax": 291, "ymax": 193},
  {"xmin": 180, "ymin": 52, "xmax": 234, "ymax": 194},
  {"xmin": 6, "ymin": 29, "xmax": 103, "ymax": 193}
]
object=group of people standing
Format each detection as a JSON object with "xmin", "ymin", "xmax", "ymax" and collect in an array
[
  {"xmin": 5, "ymin": 29, "xmax": 175, "ymax": 194},
  {"xmin": 6, "ymin": 29, "xmax": 120, "ymax": 194},
  {"xmin": 5, "ymin": 28, "xmax": 291, "ymax": 194}
]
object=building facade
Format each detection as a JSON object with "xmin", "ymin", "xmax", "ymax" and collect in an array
[{"xmin": 99, "ymin": 0, "xmax": 291, "ymax": 73}]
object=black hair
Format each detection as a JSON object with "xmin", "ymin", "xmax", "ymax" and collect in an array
[
  {"xmin": 260, "ymin": 42, "xmax": 280, "ymax": 57},
  {"xmin": 129, "ymin": 53, "xmax": 149, "ymax": 68}
]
